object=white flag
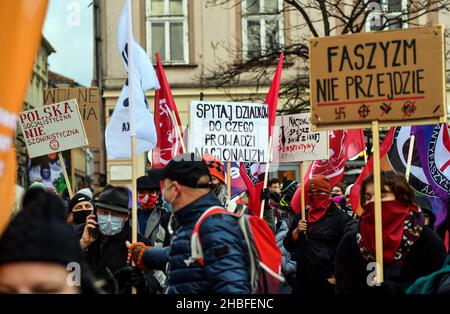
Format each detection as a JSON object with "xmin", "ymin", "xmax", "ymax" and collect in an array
[{"xmin": 105, "ymin": 0, "xmax": 159, "ymax": 159}]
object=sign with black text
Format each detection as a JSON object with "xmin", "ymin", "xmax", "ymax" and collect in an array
[
  {"xmin": 189, "ymin": 101, "xmax": 269, "ymax": 162},
  {"xmin": 18, "ymin": 99, "xmax": 88, "ymax": 158},
  {"xmin": 310, "ymin": 26, "xmax": 446, "ymax": 129},
  {"xmin": 274, "ymin": 113, "xmax": 328, "ymax": 162}
]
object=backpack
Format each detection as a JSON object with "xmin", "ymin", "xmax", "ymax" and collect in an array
[{"xmin": 189, "ymin": 206, "xmax": 284, "ymax": 294}]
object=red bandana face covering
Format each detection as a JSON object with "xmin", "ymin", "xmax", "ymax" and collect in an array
[
  {"xmin": 307, "ymin": 193, "xmax": 331, "ymax": 223},
  {"xmin": 359, "ymin": 200, "xmax": 411, "ymax": 263},
  {"xmin": 138, "ymin": 194, "xmax": 158, "ymax": 210}
]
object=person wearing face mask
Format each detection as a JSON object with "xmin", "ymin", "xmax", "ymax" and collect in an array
[
  {"xmin": 136, "ymin": 175, "xmax": 165, "ymax": 245},
  {"xmin": 126, "ymin": 153, "xmax": 250, "ymax": 294},
  {"xmin": 0, "ymin": 189, "xmax": 99, "ymax": 294},
  {"xmin": 335, "ymin": 171, "xmax": 447, "ymax": 294},
  {"xmin": 202, "ymin": 154, "xmax": 227, "ymax": 205},
  {"xmin": 66, "ymin": 192, "xmax": 94, "ymax": 230},
  {"xmin": 283, "ymin": 175, "xmax": 354, "ymax": 295},
  {"xmin": 78, "ymin": 186, "xmax": 157, "ymax": 294}
]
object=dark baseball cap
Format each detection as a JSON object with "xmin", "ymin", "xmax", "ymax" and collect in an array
[{"xmin": 153, "ymin": 153, "xmax": 212, "ymax": 188}]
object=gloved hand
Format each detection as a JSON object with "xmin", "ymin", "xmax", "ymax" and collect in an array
[
  {"xmin": 114, "ymin": 265, "xmax": 148, "ymax": 294},
  {"xmin": 127, "ymin": 241, "xmax": 151, "ymax": 270},
  {"xmin": 260, "ymin": 188, "xmax": 270, "ymax": 202}
]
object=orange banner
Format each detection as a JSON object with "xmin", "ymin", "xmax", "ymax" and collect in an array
[{"xmin": 0, "ymin": 0, "xmax": 49, "ymax": 235}]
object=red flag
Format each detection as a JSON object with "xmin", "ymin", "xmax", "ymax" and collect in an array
[
  {"xmin": 239, "ymin": 162, "xmax": 266, "ymax": 217},
  {"xmin": 266, "ymin": 52, "xmax": 284, "ymax": 138},
  {"xmin": 291, "ymin": 129, "xmax": 365, "ymax": 215},
  {"xmin": 349, "ymin": 128, "xmax": 395, "ymax": 216},
  {"xmin": 153, "ymin": 53, "xmax": 183, "ymax": 168}
]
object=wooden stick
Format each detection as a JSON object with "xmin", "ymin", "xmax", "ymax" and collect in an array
[
  {"xmin": 363, "ymin": 149, "xmax": 368, "ymax": 165},
  {"xmin": 260, "ymin": 135, "xmax": 273, "ymax": 219},
  {"xmin": 170, "ymin": 110, "xmax": 186, "ymax": 154},
  {"xmin": 131, "ymin": 136, "xmax": 138, "ymax": 244},
  {"xmin": 227, "ymin": 162, "xmax": 231, "ymax": 201},
  {"xmin": 300, "ymin": 162, "xmax": 306, "ymax": 221},
  {"xmin": 70, "ymin": 150, "xmax": 76, "ymax": 194},
  {"xmin": 372, "ymin": 120, "xmax": 384, "ymax": 284},
  {"xmin": 58, "ymin": 152, "xmax": 73, "ymax": 198},
  {"xmin": 405, "ymin": 135, "xmax": 416, "ymax": 182}
]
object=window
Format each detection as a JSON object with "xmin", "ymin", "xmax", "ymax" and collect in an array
[
  {"xmin": 146, "ymin": 0, "xmax": 188, "ymax": 64},
  {"xmin": 366, "ymin": 0, "xmax": 408, "ymax": 32},
  {"xmin": 242, "ymin": 0, "xmax": 284, "ymax": 60}
]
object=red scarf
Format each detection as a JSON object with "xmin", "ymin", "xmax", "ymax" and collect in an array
[
  {"xmin": 138, "ymin": 194, "xmax": 158, "ymax": 210},
  {"xmin": 359, "ymin": 200, "xmax": 410, "ymax": 263},
  {"xmin": 307, "ymin": 194, "xmax": 331, "ymax": 223}
]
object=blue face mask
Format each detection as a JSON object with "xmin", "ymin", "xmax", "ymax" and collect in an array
[
  {"xmin": 162, "ymin": 183, "xmax": 176, "ymax": 213},
  {"xmin": 97, "ymin": 214, "xmax": 125, "ymax": 236}
]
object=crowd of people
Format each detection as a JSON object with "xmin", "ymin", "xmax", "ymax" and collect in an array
[{"xmin": 0, "ymin": 153, "xmax": 449, "ymax": 294}]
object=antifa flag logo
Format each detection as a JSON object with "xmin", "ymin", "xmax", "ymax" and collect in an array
[
  {"xmin": 243, "ymin": 162, "xmax": 265, "ymax": 186},
  {"xmin": 308, "ymin": 130, "xmax": 346, "ymax": 180},
  {"xmin": 387, "ymin": 127, "xmax": 431, "ymax": 195},
  {"xmin": 388, "ymin": 126, "xmax": 450, "ymax": 197},
  {"xmin": 159, "ymin": 99, "xmax": 180, "ymax": 165},
  {"xmin": 427, "ymin": 125, "xmax": 450, "ymax": 194}
]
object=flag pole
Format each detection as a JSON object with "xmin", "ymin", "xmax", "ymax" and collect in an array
[
  {"xmin": 300, "ymin": 162, "xmax": 306, "ymax": 221},
  {"xmin": 58, "ymin": 152, "xmax": 73, "ymax": 198},
  {"xmin": 405, "ymin": 135, "xmax": 416, "ymax": 182},
  {"xmin": 372, "ymin": 120, "xmax": 384, "ymax": 284},
  {"xmin": 260, "ymin": 135, "xmax": 273, "ymax": 219},
  {"xmin": 227, "ymin": 162, "xmax": 231, "ymax": 201}
]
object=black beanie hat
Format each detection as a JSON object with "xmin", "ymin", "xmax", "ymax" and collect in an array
[
  {"xmin": 0, "ymin": 189, "xmax": 83, "ymax": 267},
  {"xmin": 68, "ymin": 193, "xmax": 92, "ymax": 213}
]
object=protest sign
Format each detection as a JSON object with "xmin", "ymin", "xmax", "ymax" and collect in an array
[
  {"xmin": 310, "ymin": 26, "xmax": 446, "ymax": 130},
  {"xmin": 44, "ymin": 87, "xmax": 100, "ymax": 148},
  {"xmin": 18, "ymin": 99, "xmax": 88, "ymax": 158},
  {"xmin": 189, "ymin": 101, "xmax": 269, "ymax": 163},
  {"xmin": 274, "ymin": 113, "xmax": 328, "ymax": 163}
]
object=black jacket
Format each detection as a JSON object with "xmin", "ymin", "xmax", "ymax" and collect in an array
[
  {"xmin": 283, "ymin": 204, "xmax": 353, "ymax": 292},
  {"xmin": 335, "ymin": 227, "xmax": 447, "ymax": 294},
  {"xmin": 78, "ymin": 223, "xmax": 155, "ymax": 294}
]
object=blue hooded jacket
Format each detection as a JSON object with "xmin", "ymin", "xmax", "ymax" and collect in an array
[{"xmin": 142, "ymin": 192, "xmax": 250, "ymax": 294}]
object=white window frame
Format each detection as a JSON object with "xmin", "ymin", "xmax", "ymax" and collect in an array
[
  {"xmin": 146, "ymin": 0, "xmax": 189, "ymax": 64},
  {"xmin": 365, "ymin": 0, "xmax": 408, "ymax": 32},
  {"xmin": 242, "ymin": 0, "xmax": 284, "ymax": 60}
]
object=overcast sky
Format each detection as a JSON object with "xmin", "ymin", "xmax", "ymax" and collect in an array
[{"xmin": 43, "ymin": 0, "xmax": 93, "ymax": 86}]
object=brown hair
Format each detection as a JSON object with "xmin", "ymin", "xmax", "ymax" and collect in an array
[
  {"xmin": 360, "ymin": 171, "xmax": 417, "ymax": 207},
  {"xmin": 332, "ymin": 183, "xmax": 347, "ymax": 194}
]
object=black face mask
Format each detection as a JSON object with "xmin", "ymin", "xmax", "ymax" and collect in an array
[
  {"xmin": 331, "ymin": 193, "xmax": 340, "ymax": 198},
  {"xmin": 210, "ymin": 183, "xmax": 222, "ymax": 196},
  {"xmin": 73, "ymin": 210, "xmax": 91, "ymax": 225}
]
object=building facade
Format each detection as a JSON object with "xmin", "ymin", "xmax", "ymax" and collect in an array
[{"xmin": 15, "ymin": 36, "xmax": 55, "ymax": 187}]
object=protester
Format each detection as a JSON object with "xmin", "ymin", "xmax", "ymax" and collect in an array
[
  {"xmin": 284, "ymin": 175, "xmax": 354, "ymax": 295},
  {"xmin": 127, "ymin": 153, "xmax": 250, "ymax": 294},
  {"xmin": 416, "ymin": 195, "xmax": 437, "ymax": 231},
  {"xmin": 261, "ymin": 187, "xmax": 281, "ymax": 234},
  {"xmin": 406, "ymin": 255, "xmax": 450, "ymax": 294},
  {"xmin": 78, "ymin": 186, "xmax": 158, "ymax": 294},
  {"xmin": 279, "ymin": 180, "xmax": 299, "ymax": 226},
  {"xmin": 67, "ymin": 192, "xmax": 94, "ymax": 229},
  {"xmin": 268, "ymin": 178, "xmax": 282, "ymax": 196},
  {"xmin": 332, "ymin": 183, "xmax": 347, "ymax": 197},
  {"xmin": 276, "ymin": 219, "xmax": 296, "ymax": 294},
  {"xmin": 202, "ymin": 154, "xmax": 227, "ymax": 205},
  {"xmin": 335, "ymin": 171, "xmax": 447, "ymax": 294},
  {"xmin": 78, "ymin": 187, "xmax": 93, "ymax": 199},
  {"xmin": 0, "ymin": 189, "xmax": 98, "ymax": 294},
  {"xmin": 136, "ymin": 175, "xmax": 166, "ymax": 245}
]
